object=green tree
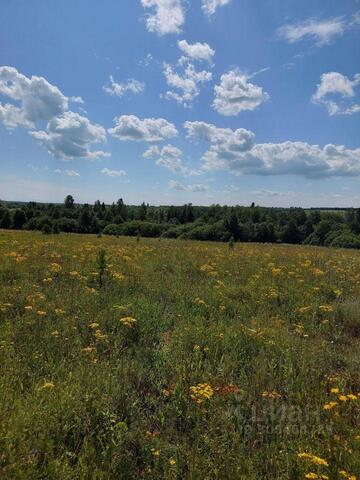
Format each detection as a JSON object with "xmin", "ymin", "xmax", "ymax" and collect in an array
[
  {"xmin": 64, "ymin": 195, "xmax": 75, "ymax": 209},
  {"xmin": 12, "ymin": 210, "xmax": 27, "ymax": 230},
  {"xmin": 0, "ymin": 210, "xmax": 11, "ymax": 229}
]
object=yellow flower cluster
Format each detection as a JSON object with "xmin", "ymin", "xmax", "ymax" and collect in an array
[
  {"xmin": 298, "ymin": 452, "xmax": 328, "ymax": 467},
  {"xmin": 190, "ymin": 383, "xmax": 214, "ymax": 404},
  {"xmin": 339, "ymin": 470, "xmax": 357, "ymax": 480},
  {"xmin": 305, "ymin": 473, "xmax": 329, "ymax": 480},
  {"xmin": 119, "ymin": 316, "xmax": 137, "ymax": 327},
  {"xmin": 261, "ymin": 391, "xmax": 282, "ymax": 399}
]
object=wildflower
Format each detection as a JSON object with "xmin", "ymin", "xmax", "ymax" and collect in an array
[
  {"xmin": 323, "ymin": 402, "xmax": 338, "ymax": 410},
  {"xmin": 69, "ymin": 271, "xmax": 79, "ymax": 277},
  {"xmin": 339, "ymin": 470, "xmax": 357, "ymax": 480},
  {"xmin": 194, "ymin": 297, "xmax": 207, "ymax": 306},
  {"xmin": 262, "ymin": 391, "xmax": 282, "ymax": 399},
  {"xmin": 330, "ymin": 387, "xmax": 339, "ymax": 394},
  {"xmin": 51, "ymin": 330, "xmax": 60, "ymax": 337},
  {"xmin": 40, "ymin": 381, "xmax": 55, "ymax": 390},
  {"xmin": 89, "ymin": 322, "xmax": 100, "ymax": 329},
  {"xmin": 24, "ymin": 305, "xmax": 33, "ymax": 311},
  {"xmin": 190, "ymin": 383, "xmax": 214, "ymax": 404},
  {"xmin": 119, "ymin": 316, "xmax": 137, "ymax": 328},
  {"xmin": 113, "ymin": 272, "xmax": 125, "ymax": 281},
  {"xmin": 94, "ymin": 330, "xmax": 108, "ymax": 342},
  {"xmin": 319, "ymin": 305, "xmax": 334, "ymax": 313},
  {"xmin": 55, "ymin": 308, "xmax": 65, "ymax": 315},
  {"xmin": 150, "ymin": 448, "xmax": 160, "ymax": 457},
  {"xmin": 305, "ymin": 474, "xmax": 329, "ymax": 480},
  {"xmin": 346, "ymin": 394, "xmax": 357, "ymax": 401},
  {"xmin": 82, "ymin": 346, "xmax": 96, "ymax": 354},
  {"xmin": 338, "ymin": 395, "xmax": 348, "ymax": 402},
  {"xmin": 298, "ymin": 452, "xmax": 328, "ymax": 467},
  {"xmin": 36, "ymin": 310, "xmax": 46, "ymax": 316},
  {"xmin": 169, "ymin": 458, "xmax": 176, "ymax": 465},
  {"xmin": 49, "ymin": 263, "xmax": 62, "ymax": 272}
]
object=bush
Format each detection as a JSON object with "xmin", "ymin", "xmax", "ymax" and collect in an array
[{"xmin": 329, "ymin": 233, "xmax": 360, "ymax": 249}]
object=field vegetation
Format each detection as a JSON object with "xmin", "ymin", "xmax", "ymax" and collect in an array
[{"xmin": 1, "ymin": 230, "xmax": 360, "ymax": 479}]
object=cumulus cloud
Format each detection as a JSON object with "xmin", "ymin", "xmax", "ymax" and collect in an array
[
  {"xmin": 141, "ymin": 0, "xmax": 185, "ymax": 35},
  {"xmin": 103, "ymin": 75, "xmax": 145, "ymax": 97},
  {"xmin": 108, "ymin": 115, "xmax": 177, "ymax": 142},
  {"xmin": 178, "ymin": 40, "xmax": 215, "ymax": 63},
  {"xmin": 0, "ymin": 66, "xmax": 109, "ymax": 160},
  {"xmin": 202, "ymin": 0, "xmax": 232, "ymax": 16},
  {"xmin": 185, "ymin": 120, "xmax": 255, "ymax": 151},
  {"xmin": 100, "ymin": 167, "xmax": 126, "ymax": 177},
  {"xmin": 55, "ymin": 169, "xmax": 80, "ymax": 177},
  {"xmin": 213, "ymin": 70, "xmax": 269, "ymax": 116},
  {"xmin": 278, "ymin": 17, "xmax": 346, "ymax": 46},
  {"xmin": 185, "ymin": 121, "xmax": 360, "ymax": 178},
  {"xmin": 0, "ymin": 66, "xmax": 68, "ymax": 128},
  {"xmin": 163, "ymin": 62, "xmax": 212, "ymax": 107},
  {"xmin": 168, "ymin": 179, "xmax": 208, "ymax": 192},
  {"xmin": 312, "ymin": 72, "xmax": 360, "ymax": 115},
  {"xmin": 30, "ymin": 111, "xmax": 109, "ymax": 160},
  {"xmin": 143, "ymin": 144, "xmax": 187, "ymax": 173}
]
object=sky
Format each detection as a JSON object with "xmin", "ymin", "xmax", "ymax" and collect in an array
[{"xmin": 0, "ymin": 0, "xmax": 360, "ymax": 207}]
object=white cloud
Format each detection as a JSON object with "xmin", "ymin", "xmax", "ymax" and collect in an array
[
  {"xmin": 213, "ymin": 70, "xmax": 269, "ymax": 116},
  {"xmin": 168, "ymin": 179, "xmax": 208, "ymax": 192},
  {"xmin": 312, "ymin": 72, "xmax": 360, "ymax": 115},
  {"xmin": 278, "ymin": 17, "xmax": 346, "ymax": 46},
  {"xmin": 103, "ymin": 75, "xmax": 145, "ymax": 97},
  {"xmin": 144, "ymin": 144, "xmax": 187, "ymax": 173},
  {"xmin": 185, "ymin": 121, "xmax": 360, "ymax": 178},
  {"xmin": 202, "ymin": 0, "xmax": 232, "ymax": 16},
  {"xmin": 108, "ymin": 115, "xmax": 177, "ymax": 142},
  {"xmin": 251, "ymin": 189, "xmax": 295, "ymax": 197},
  {"xmin": 163, "ymin": 62, "xmax": 212, "ymax": 107},
  {"xmin": 30, "ymin": 111, "xmax": 109, "ymax": 160},
  {"xmin": 0, "ymin": 66, "xmax": 110, "ymax": 161},
  {"xmin": 0, "ymin": 66, "xmax": 68, "ymax": 128},
  {"xmin": 141, "ymin": 0, "xmax": 185, "ymax": 35},
  {"xmin": 185, "ymin": 120, "xmax": 255, "ymax": 150},
  {"xmin": 100, "ymin": 167, "xmax": 126, "ymax": 177},
  {"xmin": 55, "ymin": 169, "xmax": 80, "ymax": 177},
  {"xmin": 178, "ymin": 40, "xmax": 215, "ymax": 63}
]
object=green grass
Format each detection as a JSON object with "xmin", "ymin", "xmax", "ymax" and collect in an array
[{"xmin": 0, "ymin": 230, "xmax": 360, "ymax": 479}]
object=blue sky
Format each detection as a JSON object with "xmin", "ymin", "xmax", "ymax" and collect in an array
[{"xmin": 0, "ymin": 0, "xmax": 359, "ymax": 207}]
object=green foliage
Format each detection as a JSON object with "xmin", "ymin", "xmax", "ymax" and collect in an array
[{"xmin": 2, "ymin": 195, "xmax": 360, "ymax": 250}]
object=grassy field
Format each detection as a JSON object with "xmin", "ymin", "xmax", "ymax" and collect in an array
[{"xmin": 1, "ymin": 230, "xmax": 360, "ymax": 479}]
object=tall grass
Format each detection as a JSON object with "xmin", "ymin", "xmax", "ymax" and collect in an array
[{"xmin": 0, "ymin": 230, "xmax": 359, "ymax": 479}]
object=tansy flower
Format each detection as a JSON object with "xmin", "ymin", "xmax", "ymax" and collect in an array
[
  {"xmin": 119, "ymin": 316, "xmax": 137, "ymax": 327},
  {"xmin": 298, "ymin": 452, "xmax": 328, "ymax": 467},
  {"xmin": 190, "ymin": 383, "xmax": 214, "ymax": 404},
  {"xmin": 40, "ymin": 381, "xmax": 55, "ymax": 390}
]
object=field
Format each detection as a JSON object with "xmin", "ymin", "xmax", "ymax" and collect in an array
[{"xmin": 1, "ymin": 231, "xmax": 360, "ymax": 480}]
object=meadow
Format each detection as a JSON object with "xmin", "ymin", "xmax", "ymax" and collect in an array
[{"xmin": 1, "ymin": 230, "xmax": 360, "ymax": 480}]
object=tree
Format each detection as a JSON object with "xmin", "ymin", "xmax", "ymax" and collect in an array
[
  {"xmin": 64, "ymin": 195, "xmax": 75, "ymax": 209},
  {"xmin": 12, "ymin": 210, "xmax": 27, "ymax": 230},
  {"xmin": 224, "ymin": 210, "xmax": 240, "ymax": 240},
  {"xmin": 280, "ymin": 221, "xmax": 301, "ymax": 244},
  {"xmin": 0, "ymin": 210, "xmax": 11, "ymax": 229}
]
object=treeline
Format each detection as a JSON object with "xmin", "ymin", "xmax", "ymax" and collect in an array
[{"xmin": 1, "ymin": 195, "xmax": 360, "ymax": 249}]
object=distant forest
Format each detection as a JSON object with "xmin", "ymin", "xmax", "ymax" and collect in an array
[{"xmin": 1, "ymin": 195, "xmax": 360, "ymax": 249}]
